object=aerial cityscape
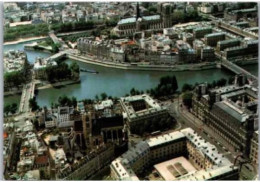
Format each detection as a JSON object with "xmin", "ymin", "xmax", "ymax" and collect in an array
[{"xmin": 3, "ymin": 2, "xmax": 258, "ymax": 180}]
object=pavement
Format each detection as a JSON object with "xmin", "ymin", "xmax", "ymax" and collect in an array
[
  {"xmin": 19, "ymin": 82, "xmax": 35, "ymax": 113},
  {"xmin": 166, "ymin": 96, "xmax": 258, "ymax": 180},
  {"xmin": 166, "ymin": 96, "xmax": 239, "ymax": 162}
]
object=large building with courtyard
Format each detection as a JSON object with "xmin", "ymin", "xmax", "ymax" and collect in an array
[
  {"xmin": 110, "ymin": 128, "xmax": 239, "ymax": 180},
  {"xmin": 119, "ymin": 94, "xmax": 169, "ymax": 133},
  {"xmin": 192, "ymin": 74, "xmax": 258, "ymax": 156}
]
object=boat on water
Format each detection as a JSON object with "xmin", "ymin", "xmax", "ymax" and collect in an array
[{"xmin": 80, "ymin": 68, "xmax": 99, "ymax": 74}]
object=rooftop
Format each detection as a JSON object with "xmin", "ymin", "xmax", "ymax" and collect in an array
[
  {"xmin": 120, "ymin": 94, "xmax": 166, "ymax": 120},
  {"xmin": 118, "ymin": 15, "xmax": 160, "ymax": 25}
]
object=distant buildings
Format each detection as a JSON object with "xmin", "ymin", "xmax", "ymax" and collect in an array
[
  {"xmin": 223, "ymin": 39, "xmax": 258, "ymax": 59},
  {"xmin": 204, "ymin": 32, "xmax": 225, "ymax": 47},
  {"xmin": 110, "ymin": 128, "xmax": 239, "ymax": 180},
  {"xmin": 216, "ymin": 38, "xmax": 241, "ymax": 52},
  {"xmin": 4, "ymin": 50, "xmax": 27, "ymax": 73},
  {"xmin": 224, "ymin": 6, "xmax": 258, "ymax": 26},
  {"xmin": 113, "ymin": 3, "xmax": 174, "ymax": 37},
  {"xmin": 193, "ymin": 27, "xmax": 212, "ymax": 39}
]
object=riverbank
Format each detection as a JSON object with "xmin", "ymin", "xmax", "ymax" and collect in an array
[
  {"xmin": 4, "ymin": 79, "xmax": 80, "ymax": 96},
  {"xmin": 36, "ymin": 79, "xmax": 81, "ymax": 90},
  {"xmin": 4, "ymin": 90, "xmax": 22, "ymax": 97},
  {"xmin": 24, "ymin": 42, "xmax": 53, "ymax": 53},
  {"xmin": 4, "ymin": 36, "xmax": 48, "ymax": 45},
  {"xmin": 68, "ymin": 53, "xmax": 218, "ymax": 72},
  {"xmin": 4, "ymin": 30, "xmax": 94, "ymax": 46}
]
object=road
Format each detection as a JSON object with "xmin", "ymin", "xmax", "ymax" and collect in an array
[
  {"xmin": 166, "ymin": 96, "xmax": 240, "ymax": 163},
  {"xmin": 19, "ymin": 82, "xmax": 35, "ymax": 113}
]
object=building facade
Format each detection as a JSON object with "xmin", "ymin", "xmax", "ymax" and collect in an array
[
  {"xmin": 113, "ymin": 3, "xmax": 173, "ymax": 37},
  {"xmin": 110, "ymin": 128, "xmax": 239, "ymax": 181},
  {"xmin": 119, "ymin": 94, "xmax": 169, "ymax": 134},
  {"xmin": 192, "ymin": 75, "xmax": 258, "ymax": 156}
]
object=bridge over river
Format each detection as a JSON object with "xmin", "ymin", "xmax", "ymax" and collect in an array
[
  {"xmin": 19, "ymin": 82, "xmax": 35, "ymax": 113},
  {"xmin": 221, "ymin": 59, "xmax": 258, "ymax": 81}
]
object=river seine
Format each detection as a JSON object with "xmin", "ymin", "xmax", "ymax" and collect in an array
[{"xmin": 4, "ymin": 40, "xmax": 258, "ymax": 107}]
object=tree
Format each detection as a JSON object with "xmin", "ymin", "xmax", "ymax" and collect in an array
[
  {"xmin": 148, "ymin": 6, "xmax": 157, "ymax": 14},
  {"xmin": 4, "ymin": 104, "xmax": 11, "ymax": 115},
  {"xmin": 58, "ymin": 95, "xmax": 73, "ymax": 106},
  {"xmin": 182, "ymin": 92, "xmax": 193, "ymax": 109},
  {"xmin": 172, "ymin": 10, "xmax": 185, "ymax": 23},
  {"xmin": 33, "ymin": 118, "xmax": 39, "ymax": 131},
  {"xmin": 4, "ymin": 71, "xmax": 26, "ymax": 88},
  {"xmin": 171, "ymin": 75, "xmax": 178, "ymax": 93},
  {"xmin": 71, "ymin": 96, "xmax": 77, "ymax": 108},
  {"xmin": 182, "ymin": 83, "xmax": 193, "ymax": 92},
  {"xmin": 100, "ymin": 92, "xmax": 108, "ymax": 100},
  {"xmin": 70, "ymin": 62, "xmax": 79, "ymax": 74},
  {"xmin": 141, "ymin": 2, "xmax": 150, "ymax": 8},
  {"xmin": 10, "ymin": 103, "xmax": 17, "ymax": 114},
  {"xmin": 130, "ymin": 88, "xmax": 136, "ymax": 96},
  {"xmin": 95, "ymin": 94, "xmax": 99, "ymax": 101},
  {"xmin": 29, "ymin": 97, "xmax": 39, "ymax": 111}
]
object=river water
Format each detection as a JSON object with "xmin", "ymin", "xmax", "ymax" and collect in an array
[{"xmin": 4, "ymin": 40, "xmax": 258, "ymax": 107}]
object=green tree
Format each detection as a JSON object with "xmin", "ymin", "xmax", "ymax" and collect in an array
[
  {"xmin": 58, "ymin": 95, "xmax": 72, "ymax": 106},
  {"xmin": 182, "ymin": 92, "xmax": 193, "ymax": 109},
  {"xmin": 82, "ymin": 99, "xmax": 93, "ymax": 105},
  {"xmin": 10, "ymin": 103, "xmax": 18, "ymax": 114},
  {"xmin": 130, "ymin": 88, "xmax": 136, "ymax": 96},
  {"xmin": 100, "ymin": 92, "xmax": 108, "ymax": 100},
  {"xmin": 182, "ymin": 83, "xmax": 193, "ymax": 92},
  {"xmin": 172, "ymin": 10, "xmax": 185, "ymax": 23},
  {"xmin": 29, "ymin": 97, "xmax": 39, "ymax": 111},
  {"xmin": 71, "ymin": 96, "xmax": 77, "ymax": 108},
  {"xmin": 148, "ymin": 6, "xmax": 157, "ymax": 13},
  {"xmin": 4, "ymin": 104, "xmax": 11, "ymax": 115}
]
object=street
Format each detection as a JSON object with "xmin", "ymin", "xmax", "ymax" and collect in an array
[{"xmin": 166, "ymin": 96, "xmax": 238, "ymax": 162}]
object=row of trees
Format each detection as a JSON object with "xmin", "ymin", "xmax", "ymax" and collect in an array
[
  {"xmin": 172, "ymin": 10, "xmax": 209, "ymax": 24},
  {"xmin": 57, "ymin": 95, "xmax": 78, "ymax": 108},
  {"xmin": 4, "ymin": 24, "xmax": 49, "ymax": 42},
  {"xmin": 145, "ymin": 75, "xmax": 179, "ymax": 98},
  {"xmin": 181, "ymin": 77, "xmax": 234, "ymax": 109},
  {"xmin": 5, "ymin": 20, "xmax": 95, "ymax": 42},
  {"xmin": 4, "ymin": 71, "xmax": 26, "ymax": 88},
  {"xmin": 29, "ymin": 97, "xmax": 40, "ymax": 111},
  {"xmin": 124, "ymin": 75, "xmax": 179, "ymax": 99},
  {"xmin": 4, "ymin": 103, "xmax": 17, "ymax": 115},
  {"xmin": 42, "ymin": 61, "xmax": 79, "ymax": 83},
  {"xmin": 51, "ymin": 21, "xmax": 95, "ymax": 33}
]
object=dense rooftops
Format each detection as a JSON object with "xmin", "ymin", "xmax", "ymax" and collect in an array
[
  {"xmin": 111, "ymin": 127, "xmax": 235, "ymax": 181},
  {"xmin": 118, "ymin": 15, "xmax": 161, "ymax": 25},
  {"xmin": 120, "ymin": 94, "xmax": 166, "ymax": 120}
]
